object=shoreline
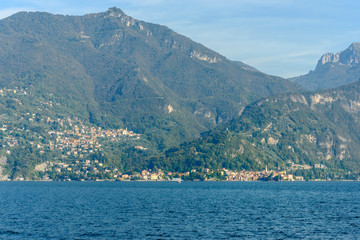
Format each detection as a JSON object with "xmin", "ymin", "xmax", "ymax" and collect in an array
[{"xmin": 1, "ymin": 179, "xmax": 359, "ymax": 182}]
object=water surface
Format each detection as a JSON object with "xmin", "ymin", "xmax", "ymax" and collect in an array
[{"xmin": 0, "ymin": 181, "xmax": 359, "ymax": 239}]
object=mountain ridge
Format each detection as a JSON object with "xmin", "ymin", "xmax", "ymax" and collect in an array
[
  {"xmin": 0, "ymin": 8, "xmax": 301, "ymax": 179},
  {"xmin": 149, "ymin": 80, "xmax": 360, "ymax": 179},
  {"xmin": 316, "ymin": 42, "xmax": 360, "ymax": 67},
  {"xmin": 293, "ymin": 42, "xmax": 360, "ymax": 91},
  {"xmin": 0, "ymin": 8, "xmax": 300, "ymax": 136}
]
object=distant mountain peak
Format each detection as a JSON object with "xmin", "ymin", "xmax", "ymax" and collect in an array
[
  {"xmin": 317, "ymin": 42, "xmax": 360, "ymax": 68},
  {"xmin": 293, "ymin": 42, "xmax": 360, "ymax": 91},
  {"xmin": 105, "ymin": 7, "xmax": 126, "ymax": 17},
  {"xmin": 87, "ymin": 7, "xmax": 127, "ymax": 19},
  {"xmin": 349, "ymin": 42, "xmax": 360, "ymax": 49}
]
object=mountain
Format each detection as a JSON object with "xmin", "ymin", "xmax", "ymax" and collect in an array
[
  {"xmin": 149, "ymin": 81, "xmax": 360, "ymax": 179},
  {"xmin": 0, "ymin": 7, "xmax": 300, "ymax": 150},
  {"xmin": 0, "ymin": 8, "xmax": 301, "ymax": 179},
  {"xmin": 293, "ymin": 42, "xmax": 360, "ymax": 90}
]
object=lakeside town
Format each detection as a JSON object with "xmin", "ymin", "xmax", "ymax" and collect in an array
[
  {"xmin": 5, "ymin": 156, "xmax": 312, "ymax": 181},
  {"xmin": 5, "ymin": 163, "xmax": 306, "ymax": 182},
  {"xmin": 0, "ymin": 86, "xmax": 144, "ymax": 158},
  {"xmin": 0, "ymin": 87, "xmax": 350, "ymax": 182}
]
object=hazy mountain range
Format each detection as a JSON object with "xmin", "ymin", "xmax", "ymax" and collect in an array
[{"xmin": 293, "ymin": 42, "xmax": 360, "ymax": 91}]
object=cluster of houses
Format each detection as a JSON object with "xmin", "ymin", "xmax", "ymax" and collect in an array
[
  {"xmin": 286, "ymin": 161, "xmax": 328, "ymax": 171},
  {"xmin": 45, "ymin": 117, "xmax": 141, "ymax": 158},
  {"xmin": 217, "ymin": 168, "xmax": 304, "ymax": 181},
  {"xmin": 1, "ymin": 113, "xmax": 144, "ymax": 161},
  {"xmin": 35, "ymin": 159, "xmax": 305, "ymax": 181},
  {"xmin": 121, "ymin": 168, "xmax": 305, "ymax": 181}
]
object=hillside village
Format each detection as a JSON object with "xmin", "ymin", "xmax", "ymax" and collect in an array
[
  {"xmin": 0, "ymin": 86, "xmax": 149, "ymax": 179},
  {"xmin": 0, "ymin": 87, "xmax": 343, "ymax": 181},
  {"xmin": 1, "ymin": 113, "xmax": 141, "ymax": 158}
]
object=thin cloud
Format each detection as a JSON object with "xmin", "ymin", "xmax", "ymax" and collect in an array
[{"xmin": 287, "ymin": 50, "xmax": 323, "ymax": 58}]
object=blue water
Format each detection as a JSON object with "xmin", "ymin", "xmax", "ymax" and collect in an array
[{"xmin": 0, "ymin": 181, "xmax": 359, "ymax": 239}]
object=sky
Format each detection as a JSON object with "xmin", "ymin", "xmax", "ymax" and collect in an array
[{"xmin": 0, "ymin": 0, "xmax": 360, "ymax": 78}]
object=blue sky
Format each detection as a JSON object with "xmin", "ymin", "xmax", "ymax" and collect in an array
[{"xmin": 0, "ymin": 0, "xmax": 360, "ymax": 78}]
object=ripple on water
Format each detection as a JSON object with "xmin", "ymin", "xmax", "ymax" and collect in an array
[{"xmin": 0, "ymin": 181, "xmax": 359, "ymax": 239}]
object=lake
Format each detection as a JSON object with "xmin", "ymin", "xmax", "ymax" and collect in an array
[{"xmin": 0, "ymin": 181, "xmax": 359, "ymax": 239}]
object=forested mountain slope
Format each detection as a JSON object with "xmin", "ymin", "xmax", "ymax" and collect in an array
[
  {"xmin": 0, "ymin": 7, "xmax": 300, "ymax": 150},
  {"xmin": 150, "ymin": 81, "xmax": 360, "ymax": 179}
]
